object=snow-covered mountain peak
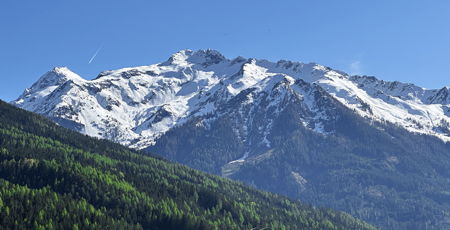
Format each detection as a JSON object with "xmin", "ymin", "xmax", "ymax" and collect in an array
[
  {"xmin": 12, "ymin": 50, "xmax": 450, "ymax": 149},
  {"xmin": 163, "ymin": 49, "xmax": 227, "ymax": 67},
  {"xmin": 36, "ymin": 66, "xmax": 83, "ymax": 86},
  {"xmin": 52, "ymin": 66, "xmax": 80, "ymax": 76},
  {"xmin": 13, "ymin": 66, "xmax": 84, "ymax": 107}
]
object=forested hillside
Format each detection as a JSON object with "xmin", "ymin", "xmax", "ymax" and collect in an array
[{"xmin": 0, "ymin": 100, "xmax": 375, "ymax": 230}]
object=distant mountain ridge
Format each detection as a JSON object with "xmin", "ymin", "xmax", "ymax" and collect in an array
[{"xmin": 12, "ymin": 49, "xmax": 450, "ymax": 151}]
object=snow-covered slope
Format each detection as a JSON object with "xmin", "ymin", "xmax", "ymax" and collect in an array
[{"xmin": 12, "ymin": 49, "xmax": 450, "ymax": 150}]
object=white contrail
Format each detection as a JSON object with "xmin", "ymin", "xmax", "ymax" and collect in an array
[{"xmin": 88, "ymin": 45, "xmax": 103, "ymax": 64}]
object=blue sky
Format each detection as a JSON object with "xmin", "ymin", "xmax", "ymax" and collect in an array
[{"xmin": 1, "ymin": 0, "xmax": 449, "ymax": 101}]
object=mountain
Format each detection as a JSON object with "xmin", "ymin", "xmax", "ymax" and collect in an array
[
  {"xmin": 12, "ymin": 49, "xmax": 450, "ymax": 229},
  {"xmin": 13, "ymin": 50, "xmax": 450, "ymax": 149},
  {"xmin": 0, "ymin": 100, "xmax": 375, "ymax": 229}
]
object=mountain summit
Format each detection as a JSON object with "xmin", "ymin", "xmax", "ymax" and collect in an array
[{"xmin": 12, "ymin": 49, "xmax": 450, "ymax": 150}]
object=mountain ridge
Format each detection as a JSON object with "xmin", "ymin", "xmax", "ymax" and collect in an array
[{"xmin": 12, "ymin": 49, "xmax": 450, "ymax": 150}]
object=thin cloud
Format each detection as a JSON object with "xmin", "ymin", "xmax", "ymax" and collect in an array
[
  {"xmin": 349, "ymin": 61, "xmax": 363, "ymax": 75},
  {"xmin": 88, "ymin": 44, "xmax": 103, "ymax": 64}
]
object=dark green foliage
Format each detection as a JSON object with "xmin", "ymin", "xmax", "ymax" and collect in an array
[
  {"xmin": 0, "ymin": 100, "xmax": 374, "ymax": 230},
  {"xmin": 0, "ymin": 179, "xmax": 138, "ymax": 230}
]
